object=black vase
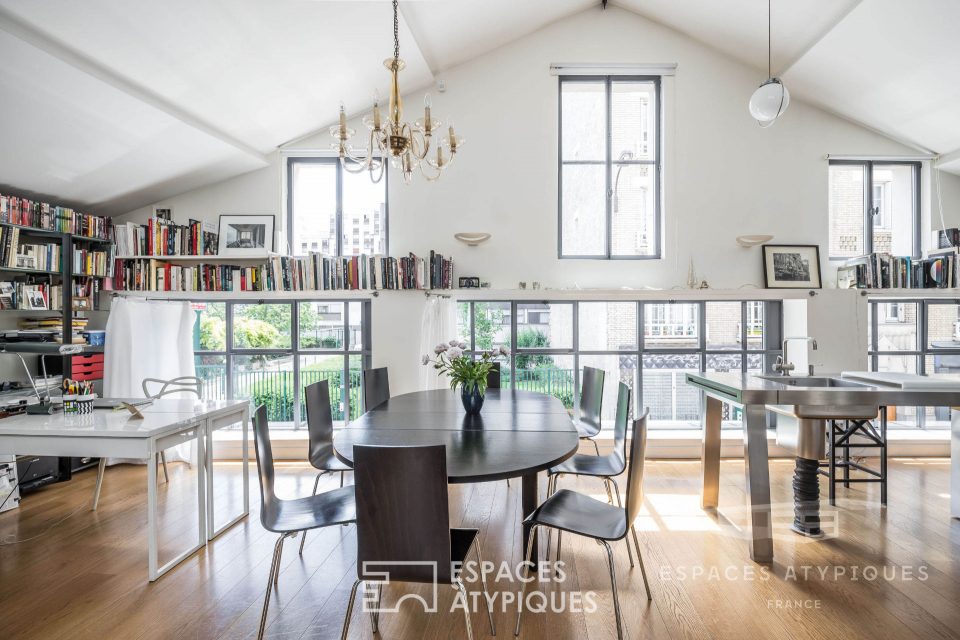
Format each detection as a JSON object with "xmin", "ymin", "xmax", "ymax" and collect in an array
[{"xmin": 460, "ymin": 383, "xmax": 485, "ymax": 415}]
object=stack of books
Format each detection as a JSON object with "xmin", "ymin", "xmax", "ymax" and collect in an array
[
  {"xmin": 113, "ymin": 217, "xmax": 218, "ymax": 256},
  {"xmin": 15, "ymin": 242, "xmax": 62, "ymax": 272},
  {"xmin": 0, "ymin": 193, "xmax": 112, "ymax": 239},
  {"xmin": 111, "ymin": 251, "xmax": 455, "ymax": 293},
  {"xmin": 838, "ymin": 250, "xmax": 956, "ymax": 289}
]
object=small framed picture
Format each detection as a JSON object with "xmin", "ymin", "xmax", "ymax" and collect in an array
[
  {"xmin": 458, "ymin": 276, "xmax": 481, "ymax": 289},
  {"xmin": 27, "ymin": 291, "xmax": 47, "ymax": 310},
  {"xmin": 154, "ymin": 207, "xmax": 173, "ymax": 221},
  {"xmin": 217, "ymin": 214, "xmax": 275, "ymax": 256},
  {"xmin": 762, "ymin": 244, "xmax": 822, "ymax": 289}
]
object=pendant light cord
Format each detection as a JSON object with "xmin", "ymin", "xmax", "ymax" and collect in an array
[
  {"xmin": 767, "ymin": 0, "xmax": 772, "ymax": 78},
  {"xmin": 393, "ymin": 0, "xmax": 400, "ymax": 62}
]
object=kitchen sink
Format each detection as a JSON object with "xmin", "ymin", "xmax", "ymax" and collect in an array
[{"xmin": 756, "ymin": 375, "xmax": 869, "ymax": 388}]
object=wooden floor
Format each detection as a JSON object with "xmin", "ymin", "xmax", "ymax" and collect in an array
[{"xmin": 1, "ymin": 455, "xmax": 959, "ymax": 640}]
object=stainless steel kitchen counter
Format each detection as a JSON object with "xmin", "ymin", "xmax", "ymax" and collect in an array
[{"xmin": 684, "ymin": 371, "xmax": 960, "ymax": 563}]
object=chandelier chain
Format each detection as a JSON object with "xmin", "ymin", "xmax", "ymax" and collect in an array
[{"xmin": 393, "ymin": 0, "xmax": 400, "ymax": 62}]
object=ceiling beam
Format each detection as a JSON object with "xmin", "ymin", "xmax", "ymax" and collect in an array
[{"xmin": 0, "ymin": 6, "xmax": 269, "ymax": 163}]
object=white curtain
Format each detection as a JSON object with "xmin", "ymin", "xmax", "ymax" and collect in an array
[
  {"xmin": 419, "ymin": 296, "xmax": 458, "ymax": 390},
  {"xmin": 104, "ymin": 298, "xmax": 197, "ymax": 463}
]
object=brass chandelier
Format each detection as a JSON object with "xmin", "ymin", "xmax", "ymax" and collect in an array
[{"xmin": 330, "ymin": 0, "xmax": 463, "ymax": 184}]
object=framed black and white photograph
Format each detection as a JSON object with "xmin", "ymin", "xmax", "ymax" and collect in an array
[
  {"xmin": 217, "ymin": 214, "xmax": 275, "ymax": 256},
  {"xmin": 762, "ymin": 244, "xmax": 822, "ymax": 289}
]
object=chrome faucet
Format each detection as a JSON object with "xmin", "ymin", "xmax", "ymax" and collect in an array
[{"xmin": 774, "ymin": 337, "xmax": 818, "ymax": 376}]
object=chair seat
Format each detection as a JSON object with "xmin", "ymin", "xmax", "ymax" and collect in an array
[
  {"xmin": 549, "ymin": 453, "xmax": 625, "ymax": 478},
  {"xmin": 524, "ymin": 489, "xmax": 627, "ymax": 542},
  {"xmin": 309, "ymin": 448, "xmax": 352, "ymax": 473},
  {"xmin": 262, "ymin": 485, "xmax": 356, "ymax": 534},
  {"xmin": 574, "ymin": 419, "xmax": 601, "ymax": 439}
]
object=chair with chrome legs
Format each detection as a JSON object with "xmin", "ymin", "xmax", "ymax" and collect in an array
[
  {"xmin": 545, "ymin": 382, "xmax": 633, "ymax": 562},
  {"xmin": 487, "ymin": 362, "xmax": 501, "ymax": 389},
  {"xmin": 298, "ymin": 379, "xmax": 352, "ymax": 554},
  {"xmin": 362, "ymin": 367, "xmax": 390, "ymax": 412},
  {"xmin": 252, "ymin": 405, "xmax": 356, "ymax": 640},
  {"xmin": 91, "ymin": 375, "xmax": 202, "ymax": 510},
  {"xmin": 574, "ymin": 366, "xmax": 605, "ymax": 456},
  {"xmin": 340, "ymin": 444, "xmax": 496, "ymax": 640},
  {"xmin": 516, "ymin": 411, "xmax": 652, "ymax": 640}
]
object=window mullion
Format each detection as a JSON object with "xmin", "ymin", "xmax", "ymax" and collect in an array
[{"xmin": 605, "ymin": 77, "xmax": 613, "ymax": 259}]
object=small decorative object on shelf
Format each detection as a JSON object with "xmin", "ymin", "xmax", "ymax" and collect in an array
[
  {"xmin": 762, "ymin": 244, "xmax": 822, "ymax": 289},
  {"xmin": 112, "ymin": 250, "xmax": 455, "ymax": 293},
  {"xmin": 422, "ymin": 341, "xmax": 510, "ymax": 416},
  {"xmin": 217, "ymin": 214, "xmax": 275, "ymax": 257}
]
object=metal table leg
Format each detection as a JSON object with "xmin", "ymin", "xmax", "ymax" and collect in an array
[
  {"xmin": 742, "ymin": 404, "xmax": 774, "ymax": 563},
  {"xmin": 952, "ymin": 409, "xmax": 960, "ymax": 519},
  {"xmin": 521, "ymin": 472, "xmax": 539, "ymax": 565},
  {"xmin": 700, "ymin": 393, "xmax": 722, "ymax": 510},
  {"xmin": 205, "ymin": 407, "xmax": 251, "ymax": 540}
]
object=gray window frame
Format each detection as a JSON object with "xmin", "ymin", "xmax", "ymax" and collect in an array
[
  {"xmin": 828, "ymin": 159, "xmax": 921, "ymax": 260},
  {"xmin": 193, "ymin": 298, "xmax": 372, "ymax": 428},
  {"xmin": 286, "ymin": 156, "xmax": 389, "ymax": 257},
  {"xmin": 868, "ymin": 298, "xmax": 959, "ymax": 429},
  {"xmin": 458, "ymin": 299, "xmax": 782, "ymax": 428},
  {"xmin": 558, "ymin": 75, "xmax": 663, "ymax": 260}
]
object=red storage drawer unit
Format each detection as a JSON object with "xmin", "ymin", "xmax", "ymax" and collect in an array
[{"xmin": 71, "ymin": 353, "xmax": 104, "ymax": 382}]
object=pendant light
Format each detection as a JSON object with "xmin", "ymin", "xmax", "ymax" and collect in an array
[{"xmin": 748, "ymin": 0, "xmax": 789, "ymax": 127}]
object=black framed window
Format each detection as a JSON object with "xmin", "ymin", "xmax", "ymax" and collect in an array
[
  {"xmin": 192, "ymin": 299, "xmax": 371, "ymax": 430},
  {"xmin": 828, "ymin": 160, "xmax": 920, "ymax": 260},
  {"xmin": 457, "ymin": 299, "xmax": 781, "ymax": 429},
  {"xmin": 868, "ymin": 298, "xmax": 959, "ymax": 429},
  {"xmin": 559, "ymin": 76, "xmax": 662, "ymax": 259},
  {"xmin": 287, "ymin": 157, "xmax": 388, "ymax": 257}
]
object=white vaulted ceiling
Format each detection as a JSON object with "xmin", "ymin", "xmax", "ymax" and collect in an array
[{"xmin": 0, "ymin": 0, "xmax": 958, "ymax": 215}]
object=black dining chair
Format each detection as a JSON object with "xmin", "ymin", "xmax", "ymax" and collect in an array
[
  {"xmin": 575, "ymin": 366, "xmax": 605, "ymax": 456},
  {"xmin": 545, "ymin": 382, "xmax": 634, "ymax": 563},
  {"xmin": 486, "ymin": 362, "xmax": 501, "ymax": 389},
  {"xmin": 340, "ymin": 444, "xmax": 496, "ymax": 640},
  {"xmin": 515, "ymin": 411, "xmax": 652, "ymax": 640},
  {"xmin": 362, "ymin": 367, "xmax": 390, "ymax": 412},
  {"xmin": 298, "ymin": 379, "xmax": 353, "ymax": 554},
  {"xmin": 252, "ymin": 405, "xmax": 356, "ymax": 640}
]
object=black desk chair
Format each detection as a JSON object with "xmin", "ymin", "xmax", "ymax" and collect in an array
[
  {"xmin": 340, "ymin": 444, "xmax": 496, "ymax": 640},
  {"xmin": 515, "ymin": 411, "xmax": 652, "ymax": 640},
  {"xmin": 252, "ymin": 405, "xmax": 356, "ymax": 640},
  {"xmin": 574, "ymin": 366, "xmax": 605, "ymax": 456},
  {"xmin": 486, "ymin": 362, "xmax": 501, "ymax": 389},
  {"xmin": 299, "ymin": 380, "xmax": 353, "ymax": 554},
  {"xmin": 362, "ymin": 367, "xmax": 390, "ymax": 412},
  {"xmin": 545, "ymin": 382, "xmax": 634, "ymax": 562}
]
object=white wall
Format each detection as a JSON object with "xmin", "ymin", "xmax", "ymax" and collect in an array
[{"xmin": 118, "ymin": 6, "xmax": 924, "ymax": 395}]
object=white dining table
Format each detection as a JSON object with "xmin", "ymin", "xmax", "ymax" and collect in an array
[{"xmin": 0, "ymin": 398, "xmax": 250, "ymax": 581}]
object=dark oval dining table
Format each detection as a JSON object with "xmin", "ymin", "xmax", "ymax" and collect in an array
[{"xmin": 333, "ymin": 388, "xmax": 579, "ymax": 559}]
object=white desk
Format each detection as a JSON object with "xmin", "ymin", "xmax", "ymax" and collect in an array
[{"xmin": 0, "ymin": 399, "xmax": 250, "ymax": 580}]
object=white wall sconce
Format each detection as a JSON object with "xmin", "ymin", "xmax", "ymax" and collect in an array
[
  {"xmin": 454, "ymin": 232, "xmax": 491, "ymax": 246},
  {"xmin": 736, "ymin": 234, "xmax": 774, "ymax": 247}
]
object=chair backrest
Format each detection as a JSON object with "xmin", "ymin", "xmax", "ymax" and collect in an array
[
  {"xmin": 610, "ymin": 382, "xmax": 632, "ymax": 469},
  {"xmin": 251, "ymin": 405, "xmax": 279, "ymax": 528},
  {"xmin": 362, "ymin": 367, "xmax": 390, "ymax": 412},
  {"xmin": 142, "ymin": 376, "xmax": 202, "ymax": 399},
  {"xmin": 624, "ymin": 410, "xmax": 650, "ymax": 529},
  {"xmin": 353, "ymin": 444, "xmax": 453, "ymax": 584},
  {"xmin": 304, "ymin": 380, "xmax": 334, "ymax": 461},
  {"xmin": 579, "ymin": 366, "xmax": 605, "ymax": 429},
  {"xmin": 486, "ymin": 362, "xmax": 501, "ymax": 389}
]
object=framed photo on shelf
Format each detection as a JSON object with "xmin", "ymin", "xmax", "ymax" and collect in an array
[
  {"xmin": 27, "ymin": 290, "xmax": 47, "ymax": 310},
  {"xmin": 217, "ymin": 214, "xmax": 275, "ymax": 256},
  {"xmin": 762, "ymin": 244, "xmax": 822, "ymax": 289}
]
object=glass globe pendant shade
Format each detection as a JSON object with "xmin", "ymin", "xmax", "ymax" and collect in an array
[{"xmin": 749, "ymin": 78, "xmax": 790, "ymax": 125}]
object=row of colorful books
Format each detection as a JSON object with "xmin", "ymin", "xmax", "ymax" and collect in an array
[
  {"xmin": 111, "ymin": 251, "xmax": 455, "ymax": 292},
  {"xmin": 838, "ymin": 250, "xmax": 958, "ymax": 289},
  {"xmin": 73, "ymin": 247, "xmax": 115, "ymax": 278},
  {"xmin": 113, "ymin": 217, "xmax": 218, "ymax": 257},
  {"xmin": 0, "ymin": 281, "xmax": 62, "ymax": 310},
  {"xmin": 0, "ymin": 193, "xmax": 112, "ymax": 239}
]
